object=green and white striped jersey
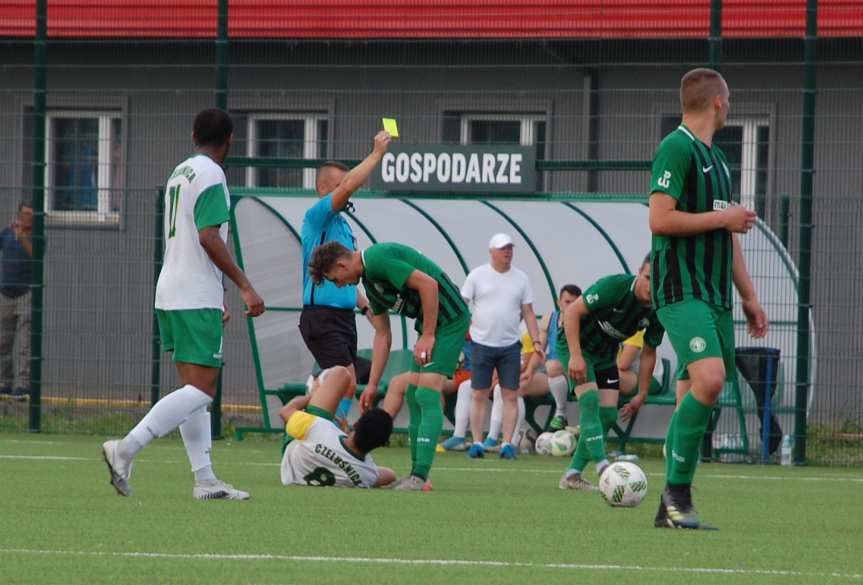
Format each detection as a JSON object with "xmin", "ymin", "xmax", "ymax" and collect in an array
[{"xmin": 649, "ymin": 124, "xmax": 735, "ymax": 310}]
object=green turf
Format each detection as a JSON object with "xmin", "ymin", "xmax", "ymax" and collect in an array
[{"xmin": 1, "ymin": 433, "xmax": 861, "ymax": 585}]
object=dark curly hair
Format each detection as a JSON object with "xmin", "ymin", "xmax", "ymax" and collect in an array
[
  {"xmin": 193, "ymin": 108, "xmax": 233, "ymax": 147},
  {"xmin": 353, "ymin": 408, "xmax": 393, "ymax": 453},
  {"xmin": 308, "ymin": 241, "xmax": 353, "ymax": 285},
  {"xmin": 559, "ymin": 284, "xmax": 582, "ymax": 298}
]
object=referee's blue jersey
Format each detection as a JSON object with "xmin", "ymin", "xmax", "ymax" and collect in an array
[{"xmin": 301, "ymin": 194, "xmax": 357, "ymax": 308}]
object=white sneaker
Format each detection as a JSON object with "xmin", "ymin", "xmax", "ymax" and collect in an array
[
  {"xmin": 558, "ymin": 472, "xmax": 598, "ymax": 491},
  {"xmin": 193, "ymin": 479, "xmax": 250, "ymax": 500},
  {"xmin": 101, "ymin": 439, "xmax": 133, "ymax": 497},
  {"xmin": 392, "ymin": 475, "xmax": 426, "ymax": 491}
]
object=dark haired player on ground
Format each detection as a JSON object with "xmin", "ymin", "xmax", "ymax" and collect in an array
[{"xmin": 279, "ymin": 365, "xmax": 396, "ymax": 488}]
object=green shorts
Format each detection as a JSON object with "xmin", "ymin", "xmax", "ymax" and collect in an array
[
  {"xmin": 657, "ymin": 299, "xmax": 735, "ymax": 381},
  {"xmin": 410, "ymin": 316, "xmax": 470, "ymax": 377},
  {"xmin": 156, "ymin": 308, "xmax": 224, "ymax": 368}
]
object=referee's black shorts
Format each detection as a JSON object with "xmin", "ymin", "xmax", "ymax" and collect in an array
[{"xmin": 298, "ymin": 305, "xmax": 359, "ymax": 371}]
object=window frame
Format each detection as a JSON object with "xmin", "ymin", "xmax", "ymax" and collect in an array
[
  {"xmin": 730, "ymin": 117, "xmax": 770, "ymax": 211},
  {"xmin": 458, "ymin": 113, "xmax": 545, "ymax": 147},
  {"xmin": 245, "ymin": 113, "xmax": 328, "ymax": 190},
  {"xmin": 458, "ymin": 113, "xmax": 547, "ymax": 191},
  {"xmin": 43, "ymin": 110, "xmax": 123, "ymax": 226}
]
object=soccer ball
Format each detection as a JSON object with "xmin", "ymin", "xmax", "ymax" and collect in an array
[
  {"xmin": 534, "ymin": 432, "xmax": 554, "ymax": 455},
  {"xmin": 599, "ymin": 461, "xmax": 648, "ymax": 507},
  {"xmin": 549, "ymin": 430, "xmax": 576, "ymax": 457}
]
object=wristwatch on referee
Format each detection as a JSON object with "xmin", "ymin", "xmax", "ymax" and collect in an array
[{"xmin": 359, "ymin": 306, "xmax": 369, "ymax": 316}]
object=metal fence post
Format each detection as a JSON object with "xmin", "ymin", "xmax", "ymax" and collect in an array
[
  {"xmin": 211, "ymin": 0, "xmax": 229, "ymax": 438},
  {"xmin": 28, "ymin": 0, "xmax": 47, "ymax": 433},
  {"xmin": 215, "ymin": 0, "xmax": 229, "ymax": 111},
  {"xmin": 709, "ymin": 0, "xmax": 722, "ymax": 69},
  {"xmin": 794, "ymin": 0, "xmax": 818, "ymax": 464}
]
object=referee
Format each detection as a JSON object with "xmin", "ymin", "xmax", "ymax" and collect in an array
[{"xmin": 299, "ymin": 130, "xmax": 391, "ymax": 405}]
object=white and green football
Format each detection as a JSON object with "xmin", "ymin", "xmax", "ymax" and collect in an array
[
  {"xmin": 549, "ymin": 430, "xmax": 576, "ymax": 457},
  {"xmin": 534, "ymin": 431, "xmax": 554, "ymax": 455},
  {"xmin": 599, "ymin": 461, "xmax": 648, "ymax": 507}
]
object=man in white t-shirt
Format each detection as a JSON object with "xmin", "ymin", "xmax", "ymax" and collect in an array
[
  {"xmin": 279, "ymin": 366, "xmax": 396, "ymax": 488},
  {"xmin": 462, "ymin": 233, "xmax": 543, "ymax": 460},
  {"xmin": 102, "ymin": 108, "xmax": 266, "ymax": 500}
]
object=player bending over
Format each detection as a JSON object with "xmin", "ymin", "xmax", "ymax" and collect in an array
[{"xmin": 557, "ymin": 254, "xmax": 664, "ymax": 492}]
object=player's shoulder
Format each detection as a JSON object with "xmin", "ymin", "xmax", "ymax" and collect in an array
[
  {"xmin": 367, "ymin": 242, "xmax": 410, "ymax": 262},
  {"xmin": 304, "ymin": 193, "xmax": 335, "ymax": 221},
  {"xmin": 656, "ymin": 127, "xmax": 695, "ymax": 157},
  {"xmin": 286, "ymin": 410, "xmax": 324, "ymax": 440},
  {"xmin": 594, "ymin": 273, "xmax": 634, "ymax": 290},
  {"xmin": 188, "ymin": 154, "xmax": 226, "ymax": 186}
]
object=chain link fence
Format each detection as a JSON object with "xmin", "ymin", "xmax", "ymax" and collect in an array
[{"xmin": 0, "ymin": 1, "xmax": 860, "ymax": 465}]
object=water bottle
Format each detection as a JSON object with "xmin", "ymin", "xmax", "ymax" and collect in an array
[{"xmin": 780, "ymin": 434, "xmax": 793, "ymax": 466}]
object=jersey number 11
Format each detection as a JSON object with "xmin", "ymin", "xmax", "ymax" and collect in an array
[{"xmin": 167, "ymin": 185, "xmax": 180, "ymax": 238}]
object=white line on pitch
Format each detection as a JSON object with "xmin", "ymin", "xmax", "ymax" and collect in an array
[
  {"xmin": 1, "ymin": 454, "xmax": 861, "ymax": 484},
  {"xmin": 0, "ymin": 548, "xmax": 860, "ymax": 580}
]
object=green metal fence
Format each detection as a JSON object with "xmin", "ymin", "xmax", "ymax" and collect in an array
[{"xmin": 0, "ymin": 0, "xmax": 860, "ymax": 466}]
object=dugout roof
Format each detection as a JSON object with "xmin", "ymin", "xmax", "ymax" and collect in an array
[
  {"xmin": 2, "ymin": 1, "xmax": 861, "ymax": 39},
  {"xmin": 231, "ymin": 191, "xmax": 816, "ymax": 415}
]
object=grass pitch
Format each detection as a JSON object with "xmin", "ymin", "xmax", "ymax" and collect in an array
[{"xmin": 1, "ymin": 433, "xmax": 861, "ymax": 585}]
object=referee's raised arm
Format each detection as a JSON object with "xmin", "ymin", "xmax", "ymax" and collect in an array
[
  {"xmin": 298, "ymin": 131, "xmax": 391, "ymax": 399},
  {"xmin": 328, "ymin": 131, "xmax": 391, "ymax": 212}
]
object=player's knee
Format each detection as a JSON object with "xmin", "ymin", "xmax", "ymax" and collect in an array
[
  {"xmin": 323, "ymin": 365, "xmax": 351, "ymax": 387},
  {"xmin": 698, "ymin": 371, "xmax": 726, "ymax": 400}
]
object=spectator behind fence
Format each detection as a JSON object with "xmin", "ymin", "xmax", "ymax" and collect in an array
[
  {"xmin": 463, "ymin": 233, "xmax": 543, "ymax": 460},
  {"xmin": 0, "ymin": 201, "xmax": 34, "ymax": 401}
]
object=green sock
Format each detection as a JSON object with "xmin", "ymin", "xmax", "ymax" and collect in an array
[
  {"xmin": 412, "ymin": 387, "xmax": 443, "ymax": 480},
  {"xmin": 665, "ymin": 409, "xmax": 677, "ymax": 480},
  {"xmin": 600, "ymin": 406, "xmax": 618, "ymax": 438},
  {"xmin": 579, "ymin": 389, "xmax": 606, "ymax": 461},
  {"xmin": 405, "ymin": 385, "xmax": 420, "ymax": 467},
  {"xmin": 567, "ymin": 437, "xmax": 590, "ymax": 473},
  {"xmin": 668, "ymin": 393, "xmax": 713, "ymax": 485}
]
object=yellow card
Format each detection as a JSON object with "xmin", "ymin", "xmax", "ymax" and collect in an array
[{"xmin": 382, "ymin": 117, "xmax": 399, "ymax": 138}]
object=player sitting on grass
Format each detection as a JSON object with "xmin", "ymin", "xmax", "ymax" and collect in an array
[
  {"xmin": 557, "ymin": 254, "xmax": 664, "ymax": 492},
  {"xmin": 279, "ymin": 365, "xmax": 396, "ymax": 488}
]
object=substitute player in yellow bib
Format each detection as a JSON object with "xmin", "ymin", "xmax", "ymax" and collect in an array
[
  {"xmin": 279, "ymin": 366, "xmax": 396, "ymax": 488},
  {"xmin": 650, "ymin": 68, "xmax": 767, "ymax": 529}
]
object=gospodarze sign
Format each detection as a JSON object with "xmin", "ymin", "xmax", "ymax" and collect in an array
[{"xmin": 373, "ymin": 145, "xmax": 536, "ymax": 193}]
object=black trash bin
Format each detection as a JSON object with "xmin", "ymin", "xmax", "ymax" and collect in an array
[{"xmin": 735, "ymin": 347, "xmax": 782, "ymax": 458}]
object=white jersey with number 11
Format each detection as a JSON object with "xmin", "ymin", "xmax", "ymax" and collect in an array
[{"xmin": 155, "ymin": 154, "xmax": 230, "ymax": 311}]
